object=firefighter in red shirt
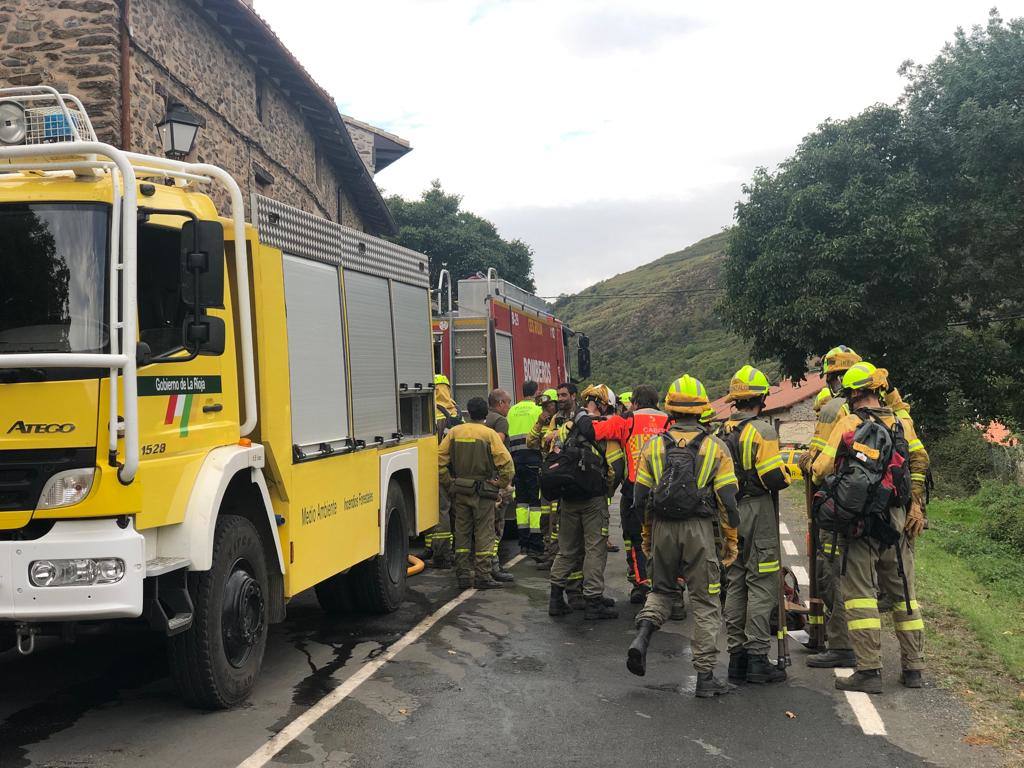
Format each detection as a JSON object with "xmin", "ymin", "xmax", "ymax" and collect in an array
[{"xmin": 591, "ymin": 384, "xmax": 670, "ymax": 603}]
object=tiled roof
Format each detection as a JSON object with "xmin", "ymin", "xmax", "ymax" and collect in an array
[{"xmin": 710, "ymin": 373, "xmax": 825, "ymax": 420}]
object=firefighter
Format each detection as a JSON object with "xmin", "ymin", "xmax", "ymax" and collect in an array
[
  {"xmin": 429, "ymin": 374, "xmax": 460, "ymax": 568},
  {"xmin": 811, "ymin": 362, "xmax": 928, "ymax": 693},
  {"xmin": 591, "ymin": 384, "xmax": 669, "ymax": 604},
  {"xmin": 508, "ymin": 381, "xmax": 543, "ymax": 556},
  {"xmin": 626, "ymin": 375, "xmax": 741, "ymax": 698},
  {"xmin": 617, "ymin": 390, "xmax": 633, "ymax": 416},
  {"xmin": 548, "ymin": 403, "xmax": 625, "ymax": 620},
  {"xmin": 720, "ymin": 366, "xmax": 792, "ymax": 684},
  {"xmin": 581, "ymin": 384, "xmax": 622, "ymax": 555},
  {"xmin": 801, "ymin": 346, "xmax": 861, "ymax": 668},
  {"xmin": 485, "ymin": 388, "xmax": 515, "ymax": 583},
  {"xmin": 439, "ymin": 396, "xmax": 515, "ymax": 590},
  {"xmin": 528, "ymin": 389, "xmax": 560, "ymax": 567}
]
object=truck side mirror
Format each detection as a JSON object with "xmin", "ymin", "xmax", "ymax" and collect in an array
[
  {"xmin": 180, "ymin": 220, "xmax": 225, "ymax": 309},
  {"xmin": 577, "ymin": 347, "xmax": 591, "ymax": 379},
  {"xmin": 183, "ymin": 316, "xmax": 226, "ymax": 355}
]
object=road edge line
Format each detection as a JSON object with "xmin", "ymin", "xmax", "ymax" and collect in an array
[{"xmin": 835, "ymin": 669, "xmax": 888, "ymax": 735}]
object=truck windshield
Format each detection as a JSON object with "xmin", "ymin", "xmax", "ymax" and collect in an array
[{"xmin": 0, "ymin": 203, "xmax": 108, "ymax": 356}]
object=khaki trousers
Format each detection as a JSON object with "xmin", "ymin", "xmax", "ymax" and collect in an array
[
  {"xmin": 840, "ymin": 507, "xmax": 924, "ymax": 671},
  {"xmin": 636, "ymin": 516, "xmax": 722, "ymax": 673},
  {"xmin": 724, "ymin": 494, "xmax": 780, "ymax": 655},
  {"xmin": 549, "ymin": 496, "xmax": 608, "ymax": 598},
  {"xmin": 453, "ymin": 493, "xmax": 497, "ymax": 582}
]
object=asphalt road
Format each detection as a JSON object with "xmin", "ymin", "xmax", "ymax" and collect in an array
[{"xmin": 0, "ymin": 489, "xmax": 1002, "ymax": 768}]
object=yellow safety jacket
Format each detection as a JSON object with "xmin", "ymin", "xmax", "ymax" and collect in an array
[
  {"xmin": 438, "ymin": 421, "xmax": 514, "ymax": 493},
  {"xmin": 808, "ymin": 395, "xmax": 849, "ymax": 457},
  {"xmin": 723, "ymin": 411, "xmax": 791, "ymax": 496}
]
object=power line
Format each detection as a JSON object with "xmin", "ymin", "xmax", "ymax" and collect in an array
[{"xmin": 947, "ymin": 313, "xmax": 1024, "ymax": 327}]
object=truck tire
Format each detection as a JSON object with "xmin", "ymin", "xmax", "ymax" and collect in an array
[
  {"xmin": 168, "ymin": 515, "xmax": 269, "ymax": 709},
  {"xmin": 315, "ymin": 570, "xmax": 356, "ymax": 615},
  {"xmin": 349, "ymin": 483, "xmax": 409, "ymax": 614}
]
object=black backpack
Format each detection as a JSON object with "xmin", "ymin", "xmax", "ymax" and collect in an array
[
  {"xmin": 540, "ymin": 414, "xmax": 607, "ymax": 501},
  {"xmin": 649, "ymin": 430, "xmax": 715, "ymax": 520},
  {"xmin": 723, "ymin": 416, "xmax": 765, "ymax": 499},
  {"xmin": 436, "ymin": 405, "xmax": 463, "ymax": 444},
  {"xmin": 812, "ymin": 411, "xmax": 911, "ymax": 545}
]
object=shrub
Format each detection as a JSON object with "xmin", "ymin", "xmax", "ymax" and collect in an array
[
  {"xmin": 978, "ymin": 480, "xmax": 1024, "ymax": 556},
  {"xmin": 927, "ymin": 422, "xmax": 995, "ymax": 498}
]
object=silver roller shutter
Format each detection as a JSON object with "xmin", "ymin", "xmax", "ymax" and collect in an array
[
  {"xmin": 495, "ymin": 333, "xmax": 515, "ymax": 394},
  {"xmin": 344, "ymin": 270, "xmax": 398, "ymax": 443},
  {"xmin": 282, "ymin": 255, "xmax": 349, "ymax": 448},
  {"xmin": 392, "ymin": 282, "xmax": 433, "ymax": 391}
]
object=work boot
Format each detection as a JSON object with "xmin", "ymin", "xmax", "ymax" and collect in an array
[
  {"xmin": 431, "ymin": 552, "xmax": 453, "ymax": 570},
  {"xmin": 746, "ymin": 654, "xmax": 787, "ymax": 683},
  {"xmin": 627, "ymin": 620, "xmax": 657, "ymax": 676},
  {"xmin": 695, "ymin": 672, "xmax": 735, "ymax": 698},
  {"xmin": 900, "ymin": 669, "xmax": 923, "ymax": 689},
  {"xmin": 457, "ymin": 576, "xmax": 472, "ymax": 589},
  {"xmin": 584, "ymin": 597, "xmax": 619, "ymax": 620},
  {"xmin": 475, "ymin": 577, "xmax": 504, "ymax": 590},
  {"xmin": 606, "ymin": 541, "xmax": 620, "ymax": 553},
  {"xmin": 806, "ymin": 648, "xmax": 856, "ymax": 668},
  {"xmin": 568, "ymin": 591, "xmax": 587, "ymax": 611},
  {"xmin": 535, "ymin": 558, "xmax": 553, "ymax": 572},
  {"xmin": 727, "ymin": 651, "xmax": 749, "ymax": 682},
  {"xmin": 629, "ymin": 584, "xmax": 649, "ymax": 605},
  {"xmin": 835, "ymin": 669, "xmax": 883, "ymax": 694},
  {"xmin": 548, "ymin": 586, "xmax": 572, "ymax": 616},
  {"xmin": 491, "ymin": 565, "xmax": 515, "ymax": 583},
  {"xmin": 669, "ymin": 599, "xmax": 687, "ymax": 621}
]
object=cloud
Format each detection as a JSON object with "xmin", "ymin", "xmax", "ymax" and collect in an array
[
  {"xmin": 561, "ymin": 9, "xmax": 702, "ymax": 57},
  {"xmin": 485, "ymin": 183, "xmax": 744, "ymax": 296}
]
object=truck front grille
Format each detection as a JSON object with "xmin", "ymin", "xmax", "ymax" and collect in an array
[{"xmin": 0, "ymin": 448, "xmax": 95, "ymax": 512}]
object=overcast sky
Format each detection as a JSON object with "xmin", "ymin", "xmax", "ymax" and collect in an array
[{"xmin": 255, "ymin": 1, "xmax": 1022, "ymax": 296}]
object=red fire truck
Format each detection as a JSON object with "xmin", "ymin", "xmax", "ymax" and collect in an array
[{"xmin": 432, "ymin": 269, "xmax": 590, "ymax": 409}]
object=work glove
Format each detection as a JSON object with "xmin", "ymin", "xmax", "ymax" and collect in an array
[
  {"xmin": 719, "ymin": 523, "xmax": 739, "ymax": 567},
  {"xmin": 797, "ymin": 451, "xmax": 813, "ymax": 477},
  {"xmin": 905, "ymin": 500, "xmax": 926, "ymax": 539}
]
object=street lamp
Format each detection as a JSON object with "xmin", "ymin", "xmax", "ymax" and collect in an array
[{"xmin": 156, "ymin": 99, "xmax": 202, "ymax": 160}]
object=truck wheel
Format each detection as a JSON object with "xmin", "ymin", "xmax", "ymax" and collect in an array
[
  {"xmin": 349, "ymin": 483, "xmax": 409, "ymax": 614},
  {"xmin": 169, "ymin": 515, "xmax": 269, "ymax": 709},
  {"xmin": 315, "ymin": 570, "xmax": 356, "ymax": 615}
]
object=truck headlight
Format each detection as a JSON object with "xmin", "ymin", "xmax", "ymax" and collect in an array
[
  {"xmin": 37, "ymin": 468, "xmax": 95, "ymax": 510},
  {"xmin": 29, "ymin": 558, "xmax": 126, "ymax": 587},
  {"xmin": 0, "ymin": 100, "xmax": 26, "ymax": 146}
]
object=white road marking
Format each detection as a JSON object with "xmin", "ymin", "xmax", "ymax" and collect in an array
[
  {"xmin": 791, "ymin": 565, "xmax": 809, "ymax": 585},
  {"xmin": 834, "ymin": 669, "xmax": 887, "ymax": 735},
  {"xmin": 782, "ymin": 539, "xmax": 799, "ymax": 556},
  {"xmin": 238, "ymin": 555, "xmax": 529, "ymax": 768},
  {"xmin": 778, "ymin": 522, "xmax": 790, "ymax": 535}
]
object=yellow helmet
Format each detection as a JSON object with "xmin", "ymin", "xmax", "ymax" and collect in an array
[
  {"xmin": 700, "ymin": 406, "xmax": 716, "ymax": 424},
  {"xmin": 581, "ymin": 384, "xmax": 615, "ymax": 406},
  {"xmin": 822, "ymin": 345, "xmax": 862, "ymax": 375},
  {"xmin": 539, "ymin": 388, "xmax": 558, "ymax": 405},
  {"xmin": 842, "ymin": 361, "xmax": 889, "ymax": 392},
  {"xmin": 664, "ymin": 375, "xmax": 709, "ymax": 415},
  {"xmin": 813, "ymin": 387, "xmax": 832, "ymax": 413},
  {"xmin": 434, "ymin": 374, "xmax": 450, "ymax": 387},
  {"xmin": 619, "ymin": 391, "xmax": 633, "ymax": 407},
  {"xmin": 725, "ymin": 365, "xmax": 771, "ymax": 402}
]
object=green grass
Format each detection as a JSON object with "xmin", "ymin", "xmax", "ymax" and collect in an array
[{"xmin": 915, "ymin": 488, "xmax": 1024, "ymax": 753}]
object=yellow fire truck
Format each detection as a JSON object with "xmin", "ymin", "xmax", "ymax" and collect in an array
[{"xmin": 0, "ymin": 87, "xmax": 438, "ymax": 707}]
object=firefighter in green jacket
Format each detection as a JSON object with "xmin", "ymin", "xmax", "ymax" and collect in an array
[
  {"xmin": 508, "ymin": 381, "xmax": 544, "ymax": 555},
  {"xmin": 439, "ymin": 397, "xmax": 515, "ymax": 589}
]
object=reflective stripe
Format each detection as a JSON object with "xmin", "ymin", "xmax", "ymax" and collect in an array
[
  {"xmin": 742, "ymin": 424, "xmax": 756, "ymax": 470},
  {"xmin": 454, "ymin": 438, "xmax": 478, "ymax": 443},
  {"xmin": 848, "ymin": 618, "xmax": 882, "ymax": 631},
  {"xmin": 715, "ymin": 471, "xmax": 738, "ymax": 490},
  {"xmin": 529, "ymin": 508, "xmax": 542, "ymax": 533},
  {"xmin": 756, "ymin": 454, "xmax": 785, "ymax": 473},
  {"xmin": 455, "ymin": 548, "xmax": 470, "ymax": 553},
  {"xmin": 908, "ymin": 439, "xmax": 924, "ymax": 452},
  {"xmin": 823, "ymin": 542, "xmax": 841, "ymax": 555},
  {"xmin": 758, "ymin": 560, "xmax": 780, "ymax": 574},
  {"xmin": 569, "ymin": 571, "xmax": 583, "ymax": 580},
  {"xmin": 822, "ymin": 444, "xmax": 837, "ymax": 458},
  {"xmin": 516, "ymin": 505, "xmax": 529, "ymax": 527},
  {"xmin": 776, "ymin": 629, "xmax": 787, "ymax": 639},
  {"xmin": 600, "ymin": 527, "xmax": 609, "ymax": 536},
  {"xmin": 896, "ymin": 618, "xmax": 924, "ymax": 631},
  {"xmin": 809, "ymin": 436, "xmax": 827, "ymax": 450},
  {"xmin": 911, "ymin": 473, "xmax": 927, "ymax": 482},
  {"xmin": 893, "ymin": 600, "xmax": 920, "ymax": 613},
  {"xmin": 808, "ymin": 615, "xmax": 825, "ymax": 624},
  {"xmin": 845, "ymin": 597, "xmax": 878, "ymax": 610},
  {"xmin": 697, "ymin": 440, "xmax": 716, "ymax": 487},
  {"xmin": 475, "ymin": 551, "xmax": 491, "ymax": 557},
  {"xmin": 551, "ymin": 532, "xmax": 559, "ymax": 541},
  {"xmin": 708, "ymin": 582, "xmax": 721, "ymax": 595}
]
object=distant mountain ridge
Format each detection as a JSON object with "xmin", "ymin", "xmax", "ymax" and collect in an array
[{"xmin": 554, "ymin": 230, "xmax": 766, "ymax": 399}]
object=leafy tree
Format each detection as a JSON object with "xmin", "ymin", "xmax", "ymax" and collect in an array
[
  {"xmin": 386, "ymin": 181, "xmax": 535, "ymax": 297},
  {"xmin": 722, "ymin": 12, "xmax": 1024, "ymax": 430}
]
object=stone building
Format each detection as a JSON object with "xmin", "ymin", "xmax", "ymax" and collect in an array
[
  {"xmin": 0, "ymin": 0, "xmax": 409, "ymax": 235},
  {"xmin": 710, "ymin": 373, "xmax": 826, "ymax": 446}
]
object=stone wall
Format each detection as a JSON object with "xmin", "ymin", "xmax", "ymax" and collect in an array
[
  {"xmin": 0, "ymin": 0, "xmax": 121, "ymax": 145},
  {"xmin": 0, "ymin": 0, "xmax": 369, "ymax": 232},
  {"xmin": 774, "ymin": 398, "xmax": 817, "ymax": 447}
]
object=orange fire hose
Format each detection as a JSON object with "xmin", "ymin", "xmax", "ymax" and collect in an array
[{"xmin": 407, "ymin": 554, "xmax": 425, "ymax": 576}]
